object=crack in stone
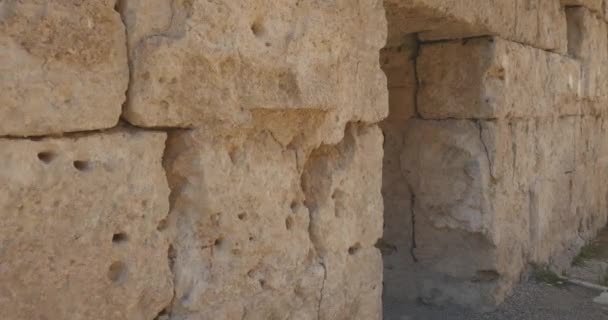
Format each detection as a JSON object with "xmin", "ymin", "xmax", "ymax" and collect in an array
[
  {"xmin": 409, "ymin": 191, "xmax": 418, "ymax": 263},
  {"xmin": 412, "ymin": 35, "xmax": 422, "ymax": 119},
  {"xmin": 316, "ymin": 261, "xmax": 327, "ymax": 320},
  {"xmin": 476, "ymin": 120, "xmax": 496, "ymax": 180}
]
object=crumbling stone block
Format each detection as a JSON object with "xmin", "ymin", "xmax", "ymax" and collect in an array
[
  {"xmin": 0, "ymin": 129, "xmax": 172, "ymax": 319},
  {"xmin": 417, "ymin": 37, "xmax": 581, "ymax": 119},
  {"xmin": 120, "ymin": 0, "xmax": 388, "ymax": 144},
  {"xmin": 163, "ymin": 121, "xmax": 383, "ymax": 319},
  {"xmin": 0, "ymin": 1, "xmax": 128, "ymax": 136}
]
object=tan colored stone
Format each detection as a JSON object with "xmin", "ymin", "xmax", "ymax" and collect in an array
[
  {"xmin": 121, "ymin": 0, "xmax": 388, "ymax": 144},
  {"xmin": 566, "ymin": 6, "xmax": 608, "ymax": 106},
  {"xmin": 0, "ymin": 0, "xmax": 128, "ymax": 136},
  {"xmin": 0, "ymin": 129, "xmax": 172, "ymax": 319},
  {"xmin": 384, "ymin": 0, "xmax": 567, "ymax": 52},
  {"xmin": 561, "ymin": 0, "xmax": 603, "ymax": 12},
  {"xmin": 379, "ymin": 39, "xmax": 418, "ymax": 305},
  {"xmin": 417, "ymin": 37, "xmax": 581, "ymax": 119},
  {"xmin": 164, "ymin": 122, "xmax": 383, "ymax": 319},
  {"xmin": 399, "ymin": 116, "xmax": 587, "ymax": 308}
]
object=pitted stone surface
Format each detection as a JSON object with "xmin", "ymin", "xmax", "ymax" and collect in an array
[
  {"xmin": 164, "ymin": 123, "xmax": 383, "ymax": 319},
  {"xmin": 120, "ymin": 0, "xmax": 388, "ymax": 144},
  {"xmin": 0, "ymin": 129, "xmax": 172, "ymax": 320},
  {"xmin": 0, "ymin": 0, "xmax": 128, "ymax": 136}
]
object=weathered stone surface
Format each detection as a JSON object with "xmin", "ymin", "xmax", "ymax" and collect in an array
[
  {"xmin": 0, "ymin": 129, "xmax": 172, "ymax": 319},
  {"xmin": 384, "ymin": 0, "xmax": 567, "ymax": 52},
  {"xmin": 566, "ymin": 6, "xmax": 608, "ymax": 105},
  {"xmin": 395, "ymin": 113, "xmax": 608, "ymax": 308},
  {"xmin": 0, "ymin": 0, "xmax": 128, "ymax": 136},
  {"xmin": 417, "ymin": 37, "xmax": 581, "ymax": 119},
  {"xmin": 379, "ymin": 39, "xmax": 419, "ymax": 305},
  {"xmin": 121, "ymin": 0, "xmax": 388, "ymax": 144},
  {"xmin": 164, "ymin": 122, "xmax": 383, "ymax": 319},
  {"xmin": 562, "ymin": 0, "xmax": 603, "ymax": 13}
]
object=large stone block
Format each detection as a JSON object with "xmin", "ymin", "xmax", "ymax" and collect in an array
[
  {"xmin": 164, "ymin": 121, "xmax": 383, "ymax": 319},
  {"xmin": 384, "ymin": 0, "xmax": 567, "ymax": 52},
  {"xmin": 566, "ymin": 6, "xmax": 608, "ymax": 106},
  {"xmin": 399, "ymin": 116, "xmax": 585, "ymax": 308},
  {"xmin": 0, "ymin": 1, "xmax": 128, "ymax": 136},
  {"xmin": 562, "ymin": 0, "xmax": 603, "ymax": 13},
  {"xmin": 120, "ymin": 0, "xmax": 388, "ymax": 143},
  {"xmin": 417, "ymin": 37, "xmax": 581, "ymax": 119},
  {"xmin": 0, "ymin": 129, "xmax": 172, "ymax": 319}
]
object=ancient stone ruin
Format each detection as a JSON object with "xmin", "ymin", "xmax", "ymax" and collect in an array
[{"xmin": 2, "ymin": 0, "xmax": 608, "ymax": 319}]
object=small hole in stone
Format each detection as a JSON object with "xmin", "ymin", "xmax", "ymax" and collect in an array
[
  {"xmin": 112, "ymin": 232, "xmax": 128, "ymax": 244},
  {"xmin": 348, "ymin": 243, "xmax": 361, "ymax": 255},
  {"xmin": 250, "ymin": 21, "xmax": 265, "ymax": 37},
  {"xmin": 249, "ymin": 236, "xmax": 255, "ymax": 241},
  {"xmin": 290, "ymin": 201, "xmax": 298, "ymax": 213},
  {"xmin": 73, "ymin": 160, "xmax": 92, "ymax": 171},
  {"xmin": 107, "ymin": 261, "xmax": 127, "ymax": 283},
  {"xmin": 285, "ymin": 216, "xmax": 294, "ymax": 230},
  {"xmin": 237, "ymin": 212, "xmax": 247, "ymax": 220},
  {"xmin": 168, "ymin": 244, "xmax": 176, "ymax": 271},
  {"xmin": 259, "ymin": 279, "xmax": 267, "ymax": 288},
  {"xmin": 154, "ymin": 308, "xmax": 170, "ymax": 320},
  {"xmin": 265, "ymin": 42, "xmax": 271, "ymax": 47},
  {"xmin": 37, "ymin": 151, "xmax": 57, "ymax": 164},
  {"xmin": 214, "ymin": 237, "xmax": 223, "ymax": 247},
  {"xmin": 157, "ymin": 219, "xmax": 168, "ymax": 231}
]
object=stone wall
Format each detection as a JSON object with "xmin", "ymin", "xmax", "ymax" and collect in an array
[
  {"xmin": 1, "ymin": 1, "xmax": 387, "ymax": 319},
  {"xmin": 382, "ymin": 0, "xmax": 608, "ymax": 311},
  {"xmin": 3, "ymin": 0, "xmax": 608, "ymax": 319}
]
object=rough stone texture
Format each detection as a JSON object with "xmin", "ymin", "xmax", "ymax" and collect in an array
[
  {"xmin": 384, "ymin": 0, "xmax": 568, "ymax": 52},
  {"xmin": 378, "ymin": 38, "xmax": 419, "ymax": 307},
  {"xmin": 417, "ymin": 37, "xmax": 581, "ymax": 119},
  {"xmin": 7, "ymin": 0, "xmax": 608, "ymax": 317},
  {"xmin": 120, "ymin": 0, "xmax": 387, "ymax": 144},
  {"xmin": 562, "ymin": 0, "xmax": 603, "ymax": 12},
  {"xmin": 2, "ymin": 0, "xmax": 389, "ymax": 319},
  {"xmin": 164, "ymin": 123, "xmax": 383, "ymax": 319},
  {"xmin": 566, "ymin": 6, "xmax": 608, "ymax": 104},
  {"xmin": 0, "ymin": 129, "xmax": 172, "ymax": 319},
  {"xmin": 380, "ymin": 33, "xmax": 608, "ymax": 310},
  {"xmin": 0, "ymin": 0, "xmax": 128, "ymax": 136}
]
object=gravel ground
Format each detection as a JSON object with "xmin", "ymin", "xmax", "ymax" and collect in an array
[{"xmin": 384, "ymin": 282, "xmax": 608, "ymax": 320}]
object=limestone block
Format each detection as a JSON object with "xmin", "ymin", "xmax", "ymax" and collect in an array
[
  {"xmin": 384, "ymin": 0, "xmax": 567, "ymax": 52},
  {"xmin": 561, "ymin": 0, "xmax": 603, "ymax": 13},
  {"xmin": 566, "ymin": 7, "xmax": 608, "ymax": 105},
  {"xmin": 164, "ymin": 122, "xmax": 383, "ymax": 319},
  {"xmin": 0, "ymin": 129, "xmax": 172, "ymax": 320},
  {"xmin": 417, "ymin": 37, "xmax": 581, "ymax": 119},
  {"xmin": 0, "ymin": 0, "xmax": 128, "ymax": 136},
  {"xmin": 397, "ymin": 113, "xmax": 608, "ymax": 307},
  {"xmin": 570, "ymin": 116, "xmax": 608, "ymax": 242},
  {"xmin": 121, "ymin": 0, "xmax": 388, "ymax": 143},
  {"xmin": 380, "ymin": 39, "xmax": 417, "ymax": 122},
  {"xmin": 380, "ymin": 37, "xmax": 418, "ymax": 89},
  {"xmin": 400, "ymin": 119, "xmax": 512, "ymax": 308}
]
